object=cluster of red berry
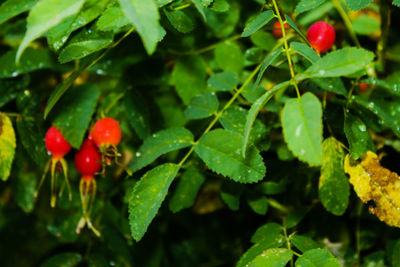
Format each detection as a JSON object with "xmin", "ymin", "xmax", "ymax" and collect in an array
[{"xmin": 37, "ymin": 117, "xmax": 121, "ymax": 236}]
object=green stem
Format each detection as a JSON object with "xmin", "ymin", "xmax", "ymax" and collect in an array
[
  {"xmin": 377, "ymin": 0, "xmax": 390, "ymax": 71},
  {"xmin": 332, "ymin": 0, "xmax": 361, "ymax": 48},
  {"xmin": 267, "ymin": 198, "xmax": 289, "ymax": 214}
]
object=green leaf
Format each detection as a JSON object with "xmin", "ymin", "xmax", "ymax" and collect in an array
[
  {"xmin": 16, "ymin": 0, "xmax": 85, "ymax": 62},
  {"xmin": 345, "ymin": 0, "xmax": 372, "ymax": 11},
  {"xmin": 243, "ymin": 81, "xmax": 290, "ymax": 156},
  {"xmin": 241, "ymin": 10, "xmax": 274, "ymax": 37},
  {"xmin": 58, "ymin": 29, "xmax": 113, "ymax": 63},
  {"xmin": 310, "ymin": 77, "xmax": 347, "ymax": 96},
  {"xmin": 250, "ymin": 31, "xmax": 276, "ymax": 51},
  {"xmin": 394, "ymin": 0, "xmax": 400, "ymax": 7},
  {"xmin": 237, "ymin": 232, "xmax": 285, "ymax": 267},
  {"xmin": 290, "ymin": 41, "xmax": 320, "ymax": 63},
  {"xmin": 129, "ymin": 127, "xmax": 194, "ymax": 173},
  {"xmin": 52, "ymin": 84, "xmax": 100, "ymax": 149},
  {"xmin": 164, "ymin": 9, "xmax": 195, "ymax": 33},
  {"xmin": 220, "ymin": 105, "xmax": 268, "ymax": 149},
  {"xmin": 47, "ymin": 0, "xmax": 110, "ymax": 51},
  {"xmin": 129, "ymin": 163, "xmax": 180, "ymax": 241},
  {"xmin": 169, "ymin": 167, "xmax": 205, "ymax": 213},
  {"xmin": 282, "ymin": 92, "xmax": 323, "ymax": 166},
  {"xmin": 251, "ymin": 223, "xmax": 283, "ymax": 244},
  {"xmin": 172, "ymin": 55, "xmax": 207, "ymax": 105},
  {"xmin": 285, "ymin": 15, "xmax": 310, "ymax": 45},
  {"xmin": 0, "ymin": 76, "xmax": 30, "ymax": 108},
  {"xmin": 290, "ymin": 235, "xmax": 321, "ymax": 253},
  {"xmin": 12, "ymin": 172, "xmax": 36, "ymax": 213},
  {"xmin": 252, "ymin": 46, "xmax": 282, "ymax": 91},
  {"xmin": 215, "ymin": 41, "xmax": 244, "ymax": 74},
  {"xmin": 221, "ymin": 180, "xmax": 243, "ymax": 210},
  {"xmin": 319, "ymin": 137, "xmax": 349, "ymax": 216},
  {"xmin": 208, "ymin": 71, "xmax": 239, "ymax": 91},
  {"xmin": 184, "ymin": 92, "xmax": 219, "ymax": 119},
  {"xmin": 295, "ymin": 0, "xmax": 327, "ymax": 14},
  {"xmin": 392, "ymin": 239, "xmax": 400, "ymax": 267},
  {"xmin": 204, "ymin": 1, "xmax": 240, "ymax": 38},
  {"xmin": 96, "ymin": 5, "xmax": 130, "ymax": 33},
  {"xmin": 249, "ymin": 248, "xmax": 293, "ymax": 267},
  {"xmin": 352, "ymin": 95, "xmax": 400, "ymax": 137},
  {"xmin": 247, "ymin": 193, "xmax": 268, "ymax": 215},
  {"xmin": 195, "ymin": 129, "xmax": 266, "ymax": 183},
  {"xmin": 118, "ymin": 0, "xmax": 165, "ymax": 54},
  {"xmin": 210, "ymin": 0, "xmax": 229, "ymax": 12},
  {"xmin": 0, "ymin": 113, "xmax": 16, "ymax": 181},
  {"xmin": 295, "ymin": 248, "xmax": 341, "ymax": 267},
  {"xmin": 41, "ymin": 252, "xmax": 82, "ymax": 267},
  {"xmin": 352, "ymin": 15, "xmax": 380, "ymax": 35},
  {"xmin": 0, "ymin": 0, "xmax": 36, "ymax": 25},
  {"xmin": 190, "ymin": 0, "xmax": 206, "ymax": 21},
  {"xmin": 286, "ymin": 207, "xmax": 309, "ymax": 228},
  {"xmin": 297, "ymin": 47, "xmax": 374, "ymax": 80},
  {"xmin": 16, "ymin": 116, "xmax": 47, "ymax": 166},
  {"xmin": 124, "ymin": 90, "xmax": 151, "ymax": 140},
  {"xmin": 344, "ymin": 112, "xmax": 375, "ymax": 159},
  {"xmin": 0, "ymin": 48, "xmax": 55, "ymax": 78},
  {"xmin": 362, "ymin": 76, "xmax": 400, "ymax": 96}
]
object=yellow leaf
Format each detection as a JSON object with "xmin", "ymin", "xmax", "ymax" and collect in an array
[
  {"xmin": 344, "ymin": 151, "xmax": 400, "ymax": 228},
  {"xmin": 0, "ymin": 113, "xmax": 16, "ymax": 181}
]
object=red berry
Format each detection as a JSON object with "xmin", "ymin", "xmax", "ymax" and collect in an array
[
  {"xmin": 75, "ymin": 139, "xmax": 101, "ymax": 176},
  {"xmin": 359, "ymin": 82, "xmax": 368, "ymax": 92},
  {"xmin": 92, "ymin": 118, "xmax": 121, "ymax": 147},
  {"xmin": 307, "ymin": 21, "xmax": 335, "ymax": 53},
  {"xmin": 272, "ymin": 21, "xmax": 289, "ymax": 38},
  {"xmin": 45, "ymin": 126, "xmax": 71, "ymax": 158}
]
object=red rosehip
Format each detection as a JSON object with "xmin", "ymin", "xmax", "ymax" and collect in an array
[
  {"xmin": 307, "ymin": 21, "xmax": 335, "ymax": 53},
  {"xmin": 272, "ymin": 21, "xmax": 289, "ymax": 38},
  {"xmin": 45, "ymin": 126, "xmax": 71, "ymax": 158},
  {"xmin": 92, "ymin": 118, "xmax": 121, "ymax": 147},
  {"xmin": 359, "ymin": 82, "xmax": 368, "ymax": 92},
  {"xmin": 75, "ymin": 139, "xmax": 101, "ymax": 176}
]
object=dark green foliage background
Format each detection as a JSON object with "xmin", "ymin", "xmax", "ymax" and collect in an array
[{"xmin": 1, "ymin": 0, "xmax": 400, "ymax": 266}]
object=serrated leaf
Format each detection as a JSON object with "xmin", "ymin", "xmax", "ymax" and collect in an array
[
  {"xmin": 52, "ymin": 84, "xmax": 100, "ymax": 149},
  {"xmin": 252, "ymin": 46, "xmax": 282, "ymax": 91},
  {"xmin": 124, "ymin": 90, "xmax": 151, "ymax": 140},
  {"xmin": 172, "ymin": 55, "xmax": 207, "ymax": 105},
  {"xmin": 290, "ymin": 41, "xmax": 320, "ymax": 63},
  {"xmin": 211, "ymin": 0, "xmax": 229, "ymax": 12},
  {"xmin": 352, "ymin": 95, "xmax": 400, "ymax": 137},
  {"xmin": 16, "ymin": 0, "xmax": 85, "ymax": 62},
  {"xmin": 215, "ymin": 41, "xmax": 244, "ymax": 74},
  {"xmin": 129, "ymin": 127, "xmax": 194, "ymax": 173},
  {"xmin": 290, "ymin": 235, "xmax": 321, "ymax": 253},
  {"xmin": 204, "ymin": 1, "xmax": 240, "ymax": 38},
  {"xmin": 41, "ymin": 252, "xmax": 82, "ymax": 267},
  {"xmin": 394, "ymin": 0, "xmax": 400, "ymax": 7},
  {"xmin": 295, "ymin": 0, "xmax": 327, "ymax": 14},
  {"xmin": 281, "ymin": 92, "xmax": 323, "ymax": 166},
  {"xmin": 184, "ymin": 92, "xmax": 219, "ymax": 119},
  {"xmin": 169, "ymin": 167, "xmax": 205, "ymax": 213},
  {"xmin": 242, "ymin": 81, "xmax": 290, "ymax": 156},
  {"xmin": 47, "ymin": 0, "xmax": 110, "ymax": 51},
  {"xmin": 249, "ymin": 248, "xmax": 292, "ymax": 267},
  {"xmin": 129, "ymin": 163, "xmax": 180, "ymax": 241},
  {"xmin": 0, "ymin": 113, "xmax": 16, "ymax": 181},
  {"xmin": 16, "ymin": 116, "xmax": 47, "ymax": 166},
  {"xmin": 0, "ymin": 0, "xmax": 36, "ymax": 25},
  {"xmin": 58, "ymin": 29, "xmax": 113, "ymax": 63},
  {"xmin": 344, "ymin": 151, "xmax": 400, "ymax": 228},
  {"xmin": 251, "ymin": 223, "xmax": 283, "ymax": 244},
  {"xmin": 0, "ymin": 48, "xmax": 55, "ymax": 78},
  {"xmin": 195, "ymin": 129, "xmax": 266, "ymax": 183},
  {"xmin": 295, "ymin": 248, "xmax": 341, "ymax": 267},
  {"xmin": 310, "ymin": 77, "xmax": 347, "ymax": 96},
  {"xmin": 118, "ymin": 0, "xmax": 164, "ymax": 54},
  {"xmin": 345, "ymin": 0, "xmax": 372, "ymax": 11},
  {"xmin": 297, "ymin": 47, "xmax": 374, "ymax": 80},
  {"xmin": 164, "ymin": 9, "xmax": 195, "ymax": 33},
  {"xmin": 96, "ymin": 5, "xmax": 130, "ymax": 33},
  {"xmin": 208, "ymin": 71, "xmax": 239, "ymax": 91},
  {"xmin": 237, "ymin": 232, "xmax": 285, "ymax": 267},
  {"xmin": 241, "ymin": 10, "xmax": 274, "ymax": 37},
  {"xmin": 344, "ymin": 112, "xmax": 375, "ymax": 159},
  {"xmin": 319, "ymin": 137, "xmax": 349, "ymax": 216}
]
